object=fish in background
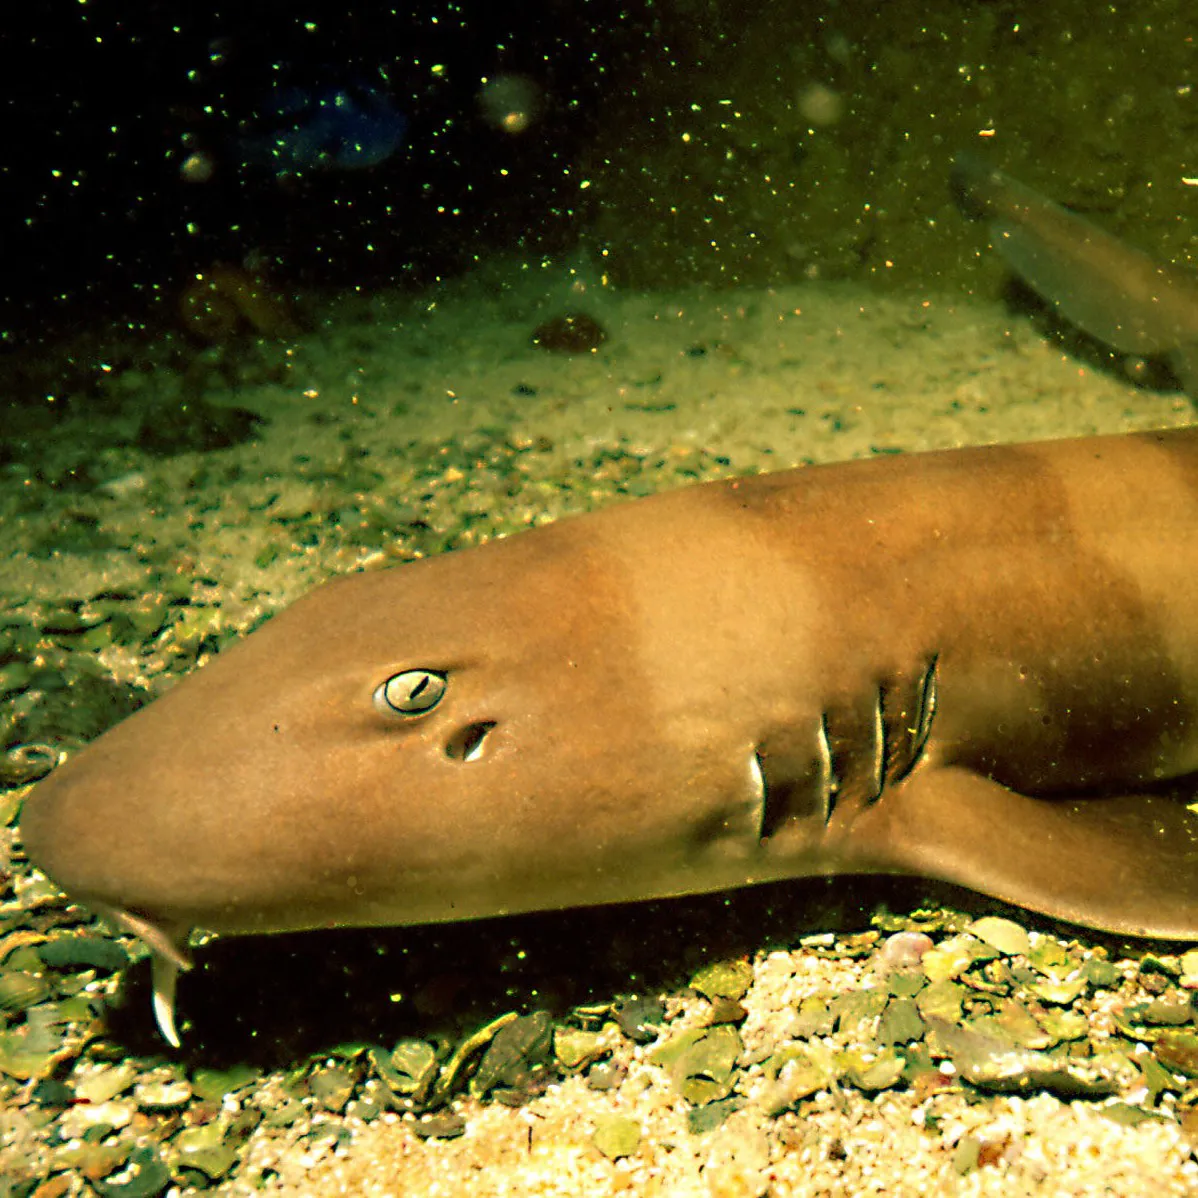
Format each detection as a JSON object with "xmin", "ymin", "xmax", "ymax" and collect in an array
[
  {"xmin": 234, "ymin": 79, "xmax": 408, "ymax": 173},
  {"xmin": 952, "ymin": 152, "xmax": 1198, "ymax": 394}
]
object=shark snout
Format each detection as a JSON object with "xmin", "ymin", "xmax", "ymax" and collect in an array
[
  {"xmin": 19, "ymin": 744, "xmax": 191, "ymax": 929},
  {"xmin": 20, "ymin": 764, "xmax": 197, "ymax": 1048}
]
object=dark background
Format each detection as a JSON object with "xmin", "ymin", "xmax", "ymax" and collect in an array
[
  {"xmin": 3, "ymin": 1, "xmax": 1194, "ymax": 350},
  {"xmin": 0, "ymin": 1, "xmax": 654, "ymax": 339}
]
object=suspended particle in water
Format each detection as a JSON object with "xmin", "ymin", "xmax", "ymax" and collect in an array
[{"xmin": 478, "ymin": 74, "xmax": 543, "ymax": 134}]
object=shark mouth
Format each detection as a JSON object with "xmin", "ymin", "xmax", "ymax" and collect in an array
[{"xmin": 90, "ymin": 903, "xmax": 193, "ymax": 1047}]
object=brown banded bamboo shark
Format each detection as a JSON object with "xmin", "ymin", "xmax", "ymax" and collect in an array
[
  {"xmin": 953, "ymin": 153, "xmax": 1198, "ymax": 393},
  {"xmin": 18, "ymin": 427, "xmax": 1198, "ymax": 1046}
]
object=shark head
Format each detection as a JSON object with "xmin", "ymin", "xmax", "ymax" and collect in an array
[{"xmin": 19, "ymin": 483, "xmax": 859, "ymax": 1039}]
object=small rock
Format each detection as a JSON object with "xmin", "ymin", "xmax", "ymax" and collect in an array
[
  {"xmin": 838, "ymin": 1046, "xmax": 906, "ymax": 1091},
  {"xmin": 760, "ymin": 1042, "xmax": 839, "ymax": 1114},
  {"xmin": 916, "ymin": 979, "xmax": 966, "ymax": 1022},
  {"xmin": 471, "ymin": 1011, "xmax": 554, "ymax": 1099},
  {"xmin": 592, "ymin": 1114, "xmax": 641, "ymax": 1159},
  {"xmin": 687, "ymin": 1096, "xmax": 744, "ymax": 1134},
  {"xmin": 374, "ymin": 1040, "xmax": 438, "ymax": 1102},
  {"xmin": 189, "ymin": 1064, "xmax": 261, "ymax": 1103},
  {"xmin": 172, "ymin": 1124, "xmax": 240, "ymax": 1181},
  {"xmin": 0, "ymin": 971, "xmax": 52, "ymax": 1013},
  {"xmin": 789, "ymin": 996, "xmax": 836, "ymax": 1038},
  {"xmin": 1081, "ymin": 956, "xmax": 1122, "ymax": 988},
  {"xmin": 308, "ymin": 1064, "xmax": 356, "ymax": 1113},
  {"xmin": 261, "ymin": 1098, "xmax": 306, "ymax": 1128},
  {"xmin": 650, "ymin": 1024, "xmax": 742, "ymax": 1105},
  {"xmin": 1027, "ymin": 936, "xmax": 1070, "ymax": 974},
  {"xmin": 586, "ymin": 1060, "xmax": 627, "ymax": 1092},
  {"xmin": 877, "ymin": 997, "xmax": 925, "ymax": 1046},
  {"xmin": 967, "ymin": 917, "xmax": 1031, "ymax": 957},
  {"xmin": 831, "ymin": 988, "xmax": 887, "ymax": 1034},
  {"xmin": 1136, "ymin": 997, "xmax": 1193, "ymax": 1026},
  {"xmin": 952, "ymin": 1134, "xmax": 982, "ymax": 1175},
  {"xmin": 613, "ymin": 996, "xmax": 663, "ymax": 1043},
  {"xmin": 875, "ymin": 931, "xmax": 934, "ymax": 970},
  {"xmin": 708, "ymin": 997, "xmax": 749, "ymax": 1026},
  {"xmin": 1028, "ymin": 976, "xmax": 1087, "ymax": 1005},
  {"xmin": 925, "ymin": 1017, "xmax": 1124, "ymax": 1098},
  {"xmin": 75, "ymin": 1064, "xmax": 138, "ymax": 1105},
  {"xmin": 1154, "ymin": 1030, "xmax": 1198, "ymax": 1077},
  {"xmin": 411, "ymin": 1112, "xmax": 467, "ymax": 1140},
  {"xmin": 134, "ymin": 1077, "xmax": 192, "ymax": 1111},
  {"xmin": 554, "ymin": 1025, "xmax": 617, "ymax": 1071},
  {"xmin": 1179, "ymin": 949, "xmax": 1198, "ymax": 989},
  {"xmin": 38, "ymin": 935, "xmax": 129, "ymax": 973},
  {"xmin": 59, "ymin": 1100, "xmax": 135, "ymax": 1139},
  {"xmin": 91, "ymin": 1145, "xmax": 171, "ymax": 1198},
  {"xmin": 691, "ymin": 959, "xmax": 754, "ymax": 1002}
]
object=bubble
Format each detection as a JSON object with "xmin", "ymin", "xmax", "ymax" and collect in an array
[
  {"xmin": 180, "ymin": 152, "xmax": 216, "ymax": 183},
  {"xmin": 478, "ymin": 74, "xmax": 543, "ymax": 134},
  {"xmin": 797, "ymin": 84, "xmax": 844, "ymax": 127}
]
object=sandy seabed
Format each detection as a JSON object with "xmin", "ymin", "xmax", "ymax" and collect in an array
[{"xmin": 3, "ymin": 266, "xmax": 1195, "ymax": 1197}]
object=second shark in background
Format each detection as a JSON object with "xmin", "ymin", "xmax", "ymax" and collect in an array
[{"xmin": 952, "ymin": 153, "xmax": 1198, "ymax": 395}]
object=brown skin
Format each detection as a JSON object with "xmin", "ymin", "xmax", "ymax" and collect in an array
[{"xmin": 19, "ymin": 427, "xmax": 1198, "ymax": 959}]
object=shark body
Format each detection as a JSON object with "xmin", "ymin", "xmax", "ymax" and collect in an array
[
  {"xmin": 953, "ymin": 153, "xmax": 1198, "ymax": 392},
  {"xmin": 19, "ymin": 427, "xmax": 1198, "ymax": 1043}
]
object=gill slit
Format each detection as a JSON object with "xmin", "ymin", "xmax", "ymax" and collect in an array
[
  {"xmin": 817, "ymin": 712, "xmax": 837, "ymax": 824},
  {"xmin": 890, "ymin": 654, "xmax": 939, "ymax": 788},
  {"xmin": 869, "ymin": 687, "xmax": 886, "ymax": 803}
]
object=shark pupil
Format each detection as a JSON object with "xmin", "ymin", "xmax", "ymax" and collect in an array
[{"xmin": 374, "ymin": 669, "xmax": 447, "ymax": 717}]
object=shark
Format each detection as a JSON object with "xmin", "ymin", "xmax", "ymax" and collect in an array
[
  {"xmin": 952, "ymin": 152, "xmax": 1198, "ymax": 392},
  {"xmin": 18, "ymin": 425, "xmax": 1198, "ymax": 1046}
]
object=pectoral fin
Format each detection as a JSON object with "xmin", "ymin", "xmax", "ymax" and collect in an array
[{"xmin": 854, "ymin": 766, "xmax": 1198, "ymax": 939}]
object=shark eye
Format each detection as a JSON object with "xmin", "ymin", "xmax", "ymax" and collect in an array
[{"xmin": 374, "ymin": 669, "xmax": 447, "ymax": 717}]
